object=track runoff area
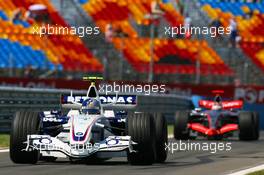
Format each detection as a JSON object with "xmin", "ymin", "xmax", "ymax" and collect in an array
[{"xmin": 1, "ymin": 133, "xmax": 264, "ymax": 175}]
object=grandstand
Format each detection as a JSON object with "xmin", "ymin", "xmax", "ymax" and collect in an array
[
  {"xmin": 0, "ymin": 0, "xmax": 263, "ymax": 85},
  {"xmin": 0, "ymin": 0, "xmax": 102, "ymax": 78},
  {"xmin": 79, "ymin": 0, "xmax": 233, "ymax": 79},
  {"xmin": 199, "ymin": 0, "xmax": 264, "ymax": 84}
]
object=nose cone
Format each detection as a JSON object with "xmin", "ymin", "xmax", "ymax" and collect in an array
[
  {"xmin": 206, "ymin": 129, "xmax": 219, "ymax": 136},
  {"xmin": 88, "ymin": 85, "xmax": 98, "ymax": 98}
]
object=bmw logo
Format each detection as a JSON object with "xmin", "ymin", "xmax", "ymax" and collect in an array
[
  {"xmin": 106, "ymin": 139, "xmax": 119, "ymax": 146},
  {"xmin": 39, "ymin": 138, "xmax": 52, "ymax": 144},
  {"xmin": 75, "ymin": 132, "xmax": 83, "ymax": 136}
]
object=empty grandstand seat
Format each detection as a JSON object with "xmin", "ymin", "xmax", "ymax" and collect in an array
[
  {"xmin": 0, "ymin": 10, "xmax": 8, "ymax": 21},
  {"xmin": 201, "ymin": 0, "xmax": 264, "ymax": 72},
  {"xmin": 0, "ymin": 0, "xmax": 103, "ymax": 72},
  {"xmin": 79, "ymin": 0, "xmax": 233, "ymax": 75},
  {"xmin": 112, "ymin": 37, "xmax": 233, "ymax": 75},
  {"xmin": 0, "ymin": 38, "xmax": 58, "ymax": 69}
]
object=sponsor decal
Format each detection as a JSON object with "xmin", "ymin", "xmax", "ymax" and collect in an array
[
  {"xmin": 105, "ymin": 138, "xmax": 119, "ymax": 146},
  {"xmin": 100, "ymin": 95, "xmax": 136, "ymax": 104},
  {"xmin": 43, "ymin": 117, "xmax": 63, "ymax": 122},
  {"xmin": 39, "ymin": 138, "xmax": 52, "ymax": 144},
  {"xmin": 63, "ymin": 95, "xmax": 137, "ymax": 105},
  {"xmin": 235, "ymin": 87, "xmax": 264, "ymax": 104},
  {"xmin": 75, "ymin": 132, "xmax": 84, "ymax": 137}
]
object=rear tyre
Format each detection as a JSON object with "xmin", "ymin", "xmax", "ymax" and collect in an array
[
  {"xmin": 127, "ymin": 113, "xmax": 155, "ymax": 165},
  {"xmin": 174, "ymin": 111, "xmax": 189, "ymax": 140},
  {"xmin": 239, "ymin": 112, "xmax": 258, "ymax": 141},
  {"xmin": 153, "ymin": 113, "xmax": 168, "ymax": 163},
  {"xmin": 10, "ymin": 111, "xmax": 40, "ymax": 164}
]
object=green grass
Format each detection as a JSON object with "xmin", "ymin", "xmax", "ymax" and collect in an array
[
  {"xmin": 0, "ymin": 134, "xmax": 9, "ymax": 148},
  {"xmin": 168, "ymin": 125, "xmax": 173, "ymax": 136},
  {"xmin": 247, "ymin": 170, "xmax": 264, "ymax": 175}
]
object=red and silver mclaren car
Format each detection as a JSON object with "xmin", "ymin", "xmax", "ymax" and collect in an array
[{"xmin": 174, "ymin": 91, "xmax": 259, "ymax": 140}]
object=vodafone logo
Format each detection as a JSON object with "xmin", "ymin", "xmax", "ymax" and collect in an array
[{"xmin": 235, "ymin": 88, "xmax": 264, "ymax": 104}]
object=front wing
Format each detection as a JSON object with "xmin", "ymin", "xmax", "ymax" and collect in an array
[
  {"xmin": 188, "ymin": 111, "xmax": 239, "ymax": 136},
  {"xmin": 23, "ymin": 135, "xmax": 135, "ymax": 158}
]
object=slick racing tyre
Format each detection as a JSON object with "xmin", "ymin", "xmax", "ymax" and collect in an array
[
  {"xmin": 174, "ymin": 111, "xmax": 190, "ymax": 140},
  {"xmin": 127, "ymin": 113, "xmax": 156, "ymax": 165},
  {"xmin": 153, "ymin": 113, "xmax": 168, "ymax": 163},
  {"xmin": 239, "ymin": 111, "xmax": 258, "ymax": 141},
  {"xmin": 253, "ymin": 112, "xmax": 260, "ymax": 140},
  {"xmin": 10, "ymin": 111, "xmax": 40, "ymax": 164}
]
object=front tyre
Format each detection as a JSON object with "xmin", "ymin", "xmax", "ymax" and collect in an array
[
  {"xmin": 127, "ymin": 113, "xmax": 155, "ymax": 165},
  {"xmin": 174, "ymin": 111, "xmax": 190, "ymax": 140},
  {"xmin": 239, "ymin": 111, "xmax": 258, "ymax": 141},
  {"xmin": 10, "ymin": 111, "xmax": 40, "ymax": 164},
  {"xmin": 153, "ymin": 113, "xmax": 168, "ymax": 163},
  {"xmin": 253, "ymin": 112, "xmax": 260, "ymax": 140}
]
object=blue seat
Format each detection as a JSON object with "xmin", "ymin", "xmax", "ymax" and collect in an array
[
  {"xmin": 0, "ymin": 39, "xmax": 60, "ymax": 70},
  {"xmin": 79, "ymin": 0, "xmax": 88, "ymax": 4},
  {"xmin": 13, "ymin": 19, "xmax": 30, "ymax": 28},
  {"xmin": 0, "ymin": 10, "xmax": 8, "ymax": 21},
  {"xmin": 200, "ymin": 0, "xmax": 264, "ymax": 15}
]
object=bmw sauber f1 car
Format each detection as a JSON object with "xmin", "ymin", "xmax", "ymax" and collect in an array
[
  {"xmin": 10, "ymin": 77, "xmax": 168, "ymax": 165},
  {"xmin": 174, "ymin": 91, "xmax": 259, "ymax": 140}
]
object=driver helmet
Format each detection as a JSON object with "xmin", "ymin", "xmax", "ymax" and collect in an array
[
  {"xmin": 81, "ymin": 98, "xmax": 101, "ymax": 114},
  {"xmin": 212, "ymin": 95, "xmax": 222, "ymax": 110}
]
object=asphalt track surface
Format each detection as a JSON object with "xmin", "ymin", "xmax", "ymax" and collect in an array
[{"xmin": 1, "ymin": 133, "xmax": 264, "ymax": 175}]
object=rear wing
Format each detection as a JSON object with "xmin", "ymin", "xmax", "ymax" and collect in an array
[
  {"xmin": 61, "ymin": 94, "xmax": 137, "ymax": 110},
  {"xmin": 199, "ymin": 100, "xmax": 243, "ymax": 110}
]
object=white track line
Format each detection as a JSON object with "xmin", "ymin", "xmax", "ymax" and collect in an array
[
  {"xmin": 0, "ymin": 149, "xmax": 9, "ymax": 153},
  {"xmin": 227, "ymin": 164, "xmax": 264, "ymax": 175}
]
